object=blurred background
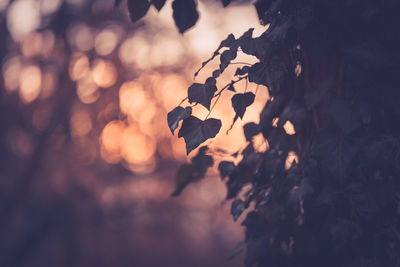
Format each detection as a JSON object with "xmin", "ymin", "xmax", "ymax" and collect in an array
[{"xmin": 0, "ymin": 0, "xmax": 269, "ymax": 266}]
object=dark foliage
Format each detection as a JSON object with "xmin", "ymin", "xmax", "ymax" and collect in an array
[{"xmin": 161, "ymin": 0, "xmax": 400, "ymax": 266}]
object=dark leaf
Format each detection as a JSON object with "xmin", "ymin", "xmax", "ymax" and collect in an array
[
  {"xmin": 171, "ymin": 163, "xmax": 200, "ymax": 196},
  {"xmin": 248, "ymin": 58, "xmax": 286, "ymax": 90},
  {"xmin": 178, "ymin": 116, "xmax": 221, "ymax": 154},
  {"xmin": 235, "ymin": 66, "xmax": 250, "ymax": 76},
  {"xmin": 220, "ymin": 49, "xmax": 237, "ymax": 72},
  {"xmin": 187, "ymin": 82, "xmax": 217, "ymax": 110},
  {"xmin": 167, "ymin": 106, "xmax": 192, "ymax": 134},
  {"xmin": 212, "ymin": 69, "xmax": 221, "ymax": 78},
  {"xmin": 222, "ymin": 0, "xmax": 233, "ymax": 7},
  {"xmin": 191, "ymin": 146, "xmax": 213, "ymax": 173},
  {"xmin": 114, "ymin": 0, "xmax": 123, "ymax": 7},
  {"xmin": 238, "ymin": 28, "xmax": 254, "ymax": 41},
  {"xmin": 243, "ymin": 122, "xmax": 260, "ymax": 141},
  {"xmin": 327, "ymin": 98, "xmax": 362, "ymax": 134},
  {"xmin": 217, "ymin": 33, "xmax": 236, "ymax": 50},
  {"xmin": 172, "ymin": 0, "xmax": 199, "ymax": 33},
  {"xmin": 127, "ymin": 0, "xmax": 150, "ymax": 23},
  {"xmin": 228, "ymin": 83, "xmax": 236, "ymax": 92},
  {"xmin": 240, "ymin": 36, "xmax": 271, "ymax": 59},
  {"xmin": 231, "ymin": 199, "xmax": 246, "ymax": 221},
  {"xmin": 150, "ymin": 0, "xmax": 166, "ymax": 11},
  {"xmin": 232, "ymin": 92, "xmax": 255, "ymax": 119},
  {"xmin": 218, "ymin": 161, "xmax": 235, "ymax": 179}
]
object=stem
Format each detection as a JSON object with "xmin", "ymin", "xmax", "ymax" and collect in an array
[{"xmin": 205, "ymin": 93, "xmax": 222, "ymax": 120}]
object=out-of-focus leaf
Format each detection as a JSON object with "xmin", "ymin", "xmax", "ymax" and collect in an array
[
  {"xmin": 243, "ymin": 122, "xmax": 260, "ymax": 141},
  {"xmin": 191, "ymin": 146, "xmax": 213, "ymax": 173},
  {"xmin": 220, "ymin": 49, "xmax": 237, "ymax": 72},
  {"xmin": 127, "ymin": 0, "xmax": 150, "ymax": 23},
  {"xmin": 150, "ymin": 0, "xmax": 166, "ymax": 11},
  {"xmin": 178, "ymin": 116, "xmax": 221, "ymax": 154},
  {"xmin": 222, "ymin": 0, "xmax": 233, "ymax": 7},
  {"xmin": 114, "ymin": 0, "xmax": 123, "ymax": 7},
  {"xmin": 172, "ymin": 147, "xmax": 214, "ymax": 196},
  {"xmin": 171, "ymin": 163, "xmax": 199, "ymax": 196},
  {"xmin": 218, "ymin": 161, "xmax": 235, "ymax": 179},
  {"xmin": 167, "ymin": 106, "xmax": 192, "ymax": 134},
  {"xmin": 327, "ymin": 98, "xmax": 362, "ymax": 134},
  {"xmin": 187, "ymin": 81, "xmax": 217, "ymax": 110},
  {"xmin": 231, "ymin": 199, "xmax": 246, "ymax": 221},
  {"xmin": 232, "ymin": 92, "xmax": 255, "ymax": 119},
  {"xmin": 172, "ymin": 0, "xmax": 199, "ymax": 33}
]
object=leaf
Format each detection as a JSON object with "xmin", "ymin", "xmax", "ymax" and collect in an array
[
  {"xmin": 150, "ymin": 0, "xmax": 166, "ymax": 11},
  {"xmin": 218, "ymin": 161, "xmax": 235, "ymax": 179},
  {"xmin": 235, "ymin": 66, "xmax": 250, "ymax": 76},
  {"xmin": 220, "ymin": 49, "xmax": 237, "ymax": 72},
  {"xmin": 172, "ymin": 147, "xmax": 214, "ymax": 196},
  {"xmin": 114, "ymin": 0, "xmax": 123, "ymax": 7},
  {"xmin": 127, "ymin": 0, "xmax": 150, "ymax": 23},
  {"xmin": 167, "ymin": 106, "xmax": 192, "ymax": 134},
  {"xmin": 243, "ymin": 122, "xmax": 260, "ymax": 141},
  {"xmin": 187, "ymin": 82, "xmax": 217, "ymax": 110},
  {"xmin": 232, "ymin": 92, "xmax": 255, "ymax": 119},
  {"xmin": 172, "ymin": 0, "xmax": 199, "ymax": 33},
  {"xmin": 217, "ymin": 33, "xmax": 236, "ymax": 50},
  {"xmin": 222, "ymin": 0, "xmax": 233, "ymax": 7},
  {"xmin": 191, "ymin": 146, "xmax": 213, "ymax": 173},
  {"xmin": 171, "ymin": 164, "xmax": 202, "ymax": 196},
  {"xmin": 212, "ymin": 69, "xmax": 221, "ymax": 78},
  {"xmin": 231, "ymin": 199, "xmax": 246, "ymax": 221},
  {"xmin": 248, "ymin": 58, "xmax": 286, "ymax": 90},
  {"xmin": 178, "ymin": 116, "xmax": 222, "ymax": 154},
  {"xmin": 228, "ymin": 83, "xmax": 236, "ymax": 92}
]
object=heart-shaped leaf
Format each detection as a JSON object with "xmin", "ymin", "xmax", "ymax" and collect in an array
[
  {"xmin": 220, "ymin": 49, "xmax": 237, "ymax": 72},
  {"xmin": 150, "ymin": 0, "xmax": 166, "ymax": 11},
  {"xmin": 167, "ymin": 106, "xmax": 192, "ymax": 134},
  {"xmin": 232, "ymin": 92, "xmax": 255, "ymax": 119},
  {"xmin": 178, "ymin": 116, "xmax": 222, "ymax": 154},
  {"xmin": 172, "ymin": 0, "xmax": 199, "ymax": 33},
  {"xmin": 243, "ymin": 122, "xmax": 260, "ymax": 141},
  {"xmin": 127, "ymin": 0, "xmax": 150, "ymax": 23},
  {"xmin": 188, "ymin": 81, "xmax": 217, "ymax": 110}
]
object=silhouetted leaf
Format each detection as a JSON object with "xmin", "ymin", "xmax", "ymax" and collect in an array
[
  {"xmin": 171, "ymin": 164, "xmax": 200, "ymax": 196},
  {"xmin": 191, "ymin": 146, "xmax": 213, "ymax": 173},
  {"xmin": 228, "ymin": 82, "xmax": 236, "ymax": 92},
  {"xmin": 172, "ymin": 147, "xmax": 214, "ymax": 196},
  {"xmin": 248, "ymin": 58, "xmax": 286, "ymax": 90},
  {"xmin": 127, "ymin": 0, "xmax": 150, "ymax": 23},
  {"xmin": 231, "ymin": 199, "xmax": 246, "ymax": 221},
  {"xmin": 217, "ymin": 33, "xmax": 236, "ymax": 50},
  {"xmin": 220, "ymin": 49, "xmax": 237, "ymax": 72},
  {"xmin": 178, "ymin": 116, "xmax": 221, "ymax": 154},
  {"xmin": 150, "ymin": 0, "xmax": 166, "ymax": 11},
  {"xmin": 172, "ymin": 0, "xmax": 199, "ymax": 33},
  {"xmin": 235, "ymin": 66, "xmax": 250, "ymax": 76},
  {"xmin": 167, "ymin": 106, "xmax": 192, "ymax": 134},
  {"xmin": 212, "ymin": 69, "xmax": 221, "ymax": 78},
  {"xmin": 218, "ymin": 161, "xmax": 235, "ymax": 179},
  {"xmin": 222, "ymin": 0, "xmax": 233, "ymax": 7},
  {"xmin": 243, "ymin": 122, "xmax": 260, "ymax": 141},
  {"xmin": 232, "ymin": 92, "xmax": 255, "ymax": 119},
  {"xmin": 187, "ymin": 81, "xmax": 217, "ymax": 110}
]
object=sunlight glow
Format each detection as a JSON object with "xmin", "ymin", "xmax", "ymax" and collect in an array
[{"xmin": 19, "ymin": 65, "xmax": 41, "ymax": 103}]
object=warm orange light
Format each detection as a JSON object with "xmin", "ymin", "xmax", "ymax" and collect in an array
[
  {"xmin": 285, "ymin": 151, "xmax": 299, "ymax": 170},
  {"xmin": 92, "ymin": 59, "xmax": 117, "ymax": 88},
  {"xmin": 283, "ymin": 120, "xmax": 296, "ymax": 135},
  {"xmin": 121, "ymin": 126, "xmax": 156, "ymax": 165},
  {"xmin": 19, "ymin": 65, "xmax": 41, "ymax": 103},
  {"xmin": 69, "ymin": 52, "xmax": 89, "ymax": 81}
]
